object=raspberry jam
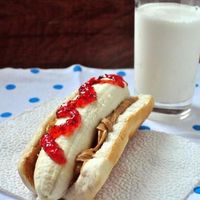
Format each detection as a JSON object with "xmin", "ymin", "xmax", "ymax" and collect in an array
[
  {"xmin": 41, "ymin": 134, "xmax": 67, "ymax": 165},
  {"xmin": 40, "ymin": 74, "xmax": 127, "ymax": 164}
]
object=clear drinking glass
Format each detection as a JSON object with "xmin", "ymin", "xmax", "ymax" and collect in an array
[{"xmin": 134, "ymin": 0, "xmax": 200, "ymax": 119}]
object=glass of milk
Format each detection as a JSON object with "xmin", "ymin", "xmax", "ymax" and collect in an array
[{"xmin": 135, "ymin": 0, "xmax": 200, "ymax": 119}]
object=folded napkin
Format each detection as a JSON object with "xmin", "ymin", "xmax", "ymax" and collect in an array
[{"xmin": 0, "ymin": 99, "xmax": 200, "ymax": 200}]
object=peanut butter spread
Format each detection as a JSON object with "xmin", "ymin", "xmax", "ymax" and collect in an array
[{"xmin": 73, "ymin": 96, "xmax": 138, "ymax": 180}]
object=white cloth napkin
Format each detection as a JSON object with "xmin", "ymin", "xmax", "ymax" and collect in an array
[{"xmin": 1, "ymin": 99, "xmax": 200, "ymax": 200}]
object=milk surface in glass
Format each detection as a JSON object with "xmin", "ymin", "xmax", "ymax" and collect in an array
[{"xmin": 135, "ymin": 3, "xmax": 200, "ymax": 105}]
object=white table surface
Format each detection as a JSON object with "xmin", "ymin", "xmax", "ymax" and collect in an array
[{"xmin": 0, "ymin": 64, "xmax": 200, "ymax": 200}]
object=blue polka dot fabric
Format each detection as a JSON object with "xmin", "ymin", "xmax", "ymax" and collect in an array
[
  {"xmin": 30, "ymin": 68, "xmax": 40, "ymax": 74},
  {"xmin": 192, "ymin": 125, "xmax": 200, "ymax": 132},
  {"xmin": 139, "ymin": 125, "xmax": 151, "ymax": 131},
  {"xmin": 53, "ymin": 84, "xmax": 64, "ymax": 90},
  {"xmin": 0, "ymin": 64, "xmax": 199, "ymax": 199},
  {"xmin": 0, "ymin": 112, "xmax": 12, "ymax": 118},
  {"xmin": 0, "ymin": 65, "xmax": 199, "ymax": 136},
  {"xmin": 29, "ymin": 97, "xmax": 40, "ymax": 103},
  {"xmin": 73, "ymin": 65, "xmax": 82, "ymax": 72},
  {"xmin": 194, "ymin": 186, "xmax": 200, "ymax": 194},
  {"xmin": 117, "ymin": 70, "xmax": 126, "ymax": 77},
  {"xmin": 5, "ymin": 84, "xmax": 16, "ymax": 90}
]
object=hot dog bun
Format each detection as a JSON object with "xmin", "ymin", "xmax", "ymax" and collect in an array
[{"xmin": 18, "ymin": 74, "xmax": 154, "ymax": 200}]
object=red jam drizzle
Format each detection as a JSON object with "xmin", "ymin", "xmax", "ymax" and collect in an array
[
  {"xmin": 40, "ymin": 74, "xmax": 127, "ymax": 164},
  {"xmin": 41, "ymin": 134, "xmax": 67, "ymax": 165}
]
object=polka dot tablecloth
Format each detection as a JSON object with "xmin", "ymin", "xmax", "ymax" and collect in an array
[{"xmin": 0, "ymin": 64, "xmax": 200, "ymax": 200}]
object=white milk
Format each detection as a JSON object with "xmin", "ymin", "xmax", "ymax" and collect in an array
[{"xmin": 135, "ymin": 3, "xmax": 200, "ymax": 104}]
